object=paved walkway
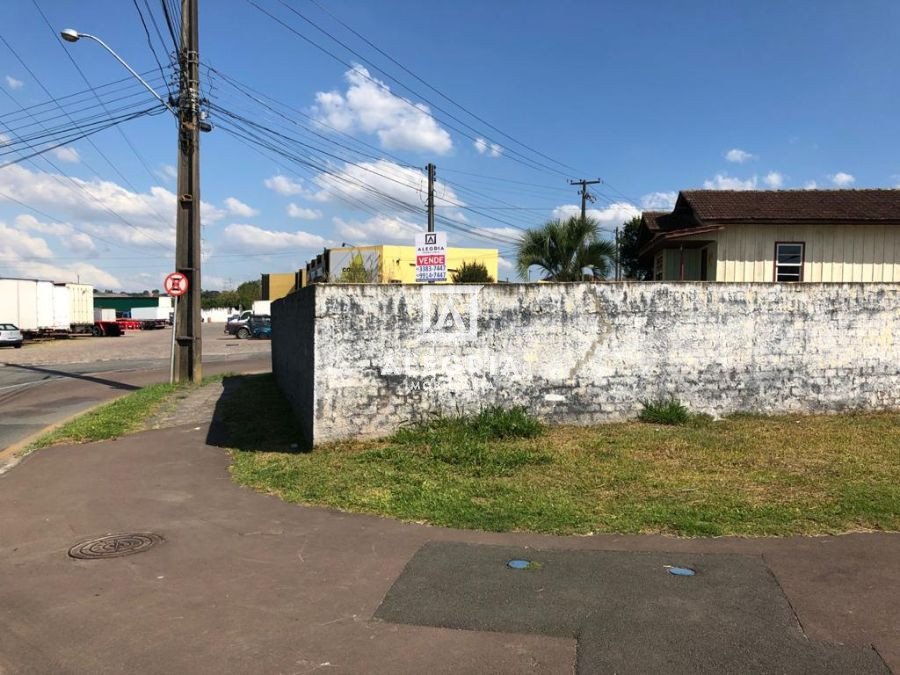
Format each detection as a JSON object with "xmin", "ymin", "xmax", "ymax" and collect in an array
[{"xmin": 0, "ymin": 421, "xmax": 897, "ymax": 673}]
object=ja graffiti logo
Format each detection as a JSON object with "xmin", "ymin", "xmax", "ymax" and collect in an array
[{"xmin": 420, "ymin": 285, "xmax": 481, "ymax": 343}]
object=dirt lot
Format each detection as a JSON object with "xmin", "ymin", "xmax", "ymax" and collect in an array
[{"xmin": 0, "ymin": 322, "xmax": 269, "ymax": 366}]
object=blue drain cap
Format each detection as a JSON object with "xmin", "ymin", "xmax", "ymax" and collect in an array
[
  {"xmin": 507, "ymin": 559, "xmax": 532, "ymax": 569},
  {"xmin": 667, "ymin": 566, "xmax": 696, "ymax": 576}
]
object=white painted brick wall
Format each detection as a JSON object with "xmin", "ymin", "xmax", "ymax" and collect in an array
[{"xmin": 271, "ymin": 283, "xmax": 899, "ymax": 445}]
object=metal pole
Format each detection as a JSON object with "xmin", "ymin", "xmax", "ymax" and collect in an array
[
  {"xmin": 426, "ymin": 162, "xmax": 435, "ymax": 233},
  {"xmin": 169, "ymin": 296, "xmax": 177, "ymax": 383},
  {"xmin": 174, "ymin": 0, "xmax": 202, "ymax": 383}
]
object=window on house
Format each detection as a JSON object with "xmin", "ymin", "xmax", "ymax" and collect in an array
[
  {"xmin": 654, "ymin": 252, "xmax": 663, "ymax": 280},
  {"xmin": 775, "ymin": 243, "xmax": 804, "ymax": 282}
]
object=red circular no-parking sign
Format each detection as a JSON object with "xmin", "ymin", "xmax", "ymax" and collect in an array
[{"xmin": 164, "ymin": 272, "xmax": 189, "ymax": 297}]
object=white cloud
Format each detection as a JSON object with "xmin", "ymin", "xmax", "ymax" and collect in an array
[
  {"xmin": 830, "ymin": 172, "xmax": 855, "ymax": 187},
  {"xmin": 474, "ymin": 137, "xmax": 502, "ymax": 157},
  {"xmin": 0, "ymin": 164, "xmax": 224, "ymax": 244},
  {"xmin": 470, "ymin": 226, "xmax": 522, "ymax": 244},
  {"xmin": 155, "ymin": 164, "xmax": 177, "ymax": 182},
  {"xmin": 551, "ymin": 202, "xmax": 641, "ymax": 232},
  {"xmin": 763, "ymin": 171, "xmax": 783, "ymax": 188},
  {"xmin": 0, "ymin": 133, "xmax": 9, "ymax": 146},
  {"xmin": 5, "ymin": 75, "xmax": 23, "ymax": 90},
  {"xmin": 641, "ymin": 191, "xmax": 677, "ymax": 210},
  {"xmin": 264, "ymin": 174, "xmax": 304, "ymax": 196},
  {"xmin": 332, "ymin": 214, "xmax": 421, "ymax": 245},
  {"xmin": 703, "ymin": 174, "xmax": 758, "ymax": 190},
  {"xmin": 224, "ymin": 197, "xmax": 258, "ymax": 217},
  {"xmin": 4, "ymin": 259, "xmax": 122, "ymax": 288},
  {"xmin": 221, "ymin": 223, "xmax": 329, "ymax": 253},
  {"xmin": 803, "ymin": 180, "xmax": 818, "ymax": 190},
  {"xmin": 52, "ymin": 146, "xmax": 80, "ymax": 163},
  {"xmin": 0, "ymin": 220, "xmax": 53, "ymax": 259},
  {"xmin": 725, "ymin": 148, "xmax": 755, "ymax": 163},
  {"xmin": 497, "ymin": 257, "xmax": 513, "ymax": 272},
  {"xmin": 312, "ymin": 159, "xmax": 463, "ymax": 216},
  {"xmin": 14, "ymin": 214, "xmax": 96, "ymax": 254},
  {"xmin": 314, "ymin": 65, "xmax": 453, "ymax": 154},
  {"xmin": 287, "ymin": 203, "xmax": 322, "ymax": 220}
]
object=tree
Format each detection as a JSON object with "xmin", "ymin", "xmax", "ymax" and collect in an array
[
  {"xmin": 516, "ymin": 216, "xmax": 616, "ymax": 281},
  {"xmin": 235, "ymin": 280, "xmax": 261, "ymax": 308},
  {"xmin": 451, "ymin": 260, "xmax": 494, "ymax": 283},
  {"xmin": 618, "ymin": 215, "xmax": 651, "ymax": 280},
  {"xmin": 336, "ymin": 252, "xmax": 380, "ymax": 283}
]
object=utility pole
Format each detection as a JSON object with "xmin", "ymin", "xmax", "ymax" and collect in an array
[
  {"xmin": 426, "ymin": 162, "xmax": 435, "ymax": 232},
  {"xmin": 568, "ymin": 178, "xmax": 602, "ymax": 221},
  {"xmin": 614, "ymin": 226, "xmax": 620, "ymax": 281},
  {"xmin": 174, "ymin": 0, "xmax": 202, "ymax": 383}
]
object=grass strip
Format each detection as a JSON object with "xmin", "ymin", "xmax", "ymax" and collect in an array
[
  {"xmin": 220, "ymin": 374, "xmax": 900, "ymax": 537},
  {"xmin": 27, "ymin": 374, "xmax": 225, "ymax": 451}
]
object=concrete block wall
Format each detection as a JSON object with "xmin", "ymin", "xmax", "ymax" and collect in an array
[{"xmin": 272, "ymin": 283, "xmax": 899, "ymax": 445}]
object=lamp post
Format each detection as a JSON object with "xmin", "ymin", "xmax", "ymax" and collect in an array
[
  {"xmin": 59, "ymin": 29, "xmax": 176, "ymax": 115},
  {"xmin": 62, "ymin": 1, "xmax": 204, "ymax": 383}
]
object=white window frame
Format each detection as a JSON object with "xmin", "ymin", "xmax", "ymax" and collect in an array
[{"xmin": 774, "ymin": 242, "xmax": 804, "ymax": 282}]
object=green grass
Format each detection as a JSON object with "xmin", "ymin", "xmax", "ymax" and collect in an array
[
  {"xmin": 27, "ymin": 374, "xmax": 225, "ymax": 451},
  {"xmin": 638, "ymin": 397, "xmax": 694, "ymax": 425},
  {"xmin": 223, "ymin": 375, "xmax": 900, "ymax": 537}
]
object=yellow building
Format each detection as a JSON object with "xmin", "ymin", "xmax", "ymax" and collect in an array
[
  {"xmin": 640, "ymin": 190, "xmax": 900, "ymax": 282},
  {"xmin": 260, "ymin": 273, "xmax": 300, "ymax": 301},
  {"xmin": 305, "ymin": 245, "xmax": 499, "ymax": 284}
]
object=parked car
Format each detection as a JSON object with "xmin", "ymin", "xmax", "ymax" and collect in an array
[
  {"xmin": 248, "ymin": 315, "xmax": 271, "ymax": 339},
  {"xmin": 224, "ymin": 310, "xmax": 253, "ymax": 337},
  {"xmin": 0, "ymin": 323, "xmax": 24, "ymax": 348},
  {"xmin": 232, "ymin": 314, "xmax": 270, "ymax": 339}
]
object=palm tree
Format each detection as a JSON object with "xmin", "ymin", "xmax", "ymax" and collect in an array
[{"xmin": 516, "ymin": 216, "xmax": 616, "ymax": 281}]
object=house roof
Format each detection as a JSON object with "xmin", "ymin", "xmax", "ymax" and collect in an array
[
  {"xmin": 638, "ymin": 189, "xmax": 900, "ymax": 256},
  {"xmin": 680, "ymin": 189, "xmax": 900, "ymax": 223}
]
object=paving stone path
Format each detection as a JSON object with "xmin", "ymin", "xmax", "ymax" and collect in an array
[{"xmin": 143, "ymin": 379, "xmax": 228, "ymax": 430}]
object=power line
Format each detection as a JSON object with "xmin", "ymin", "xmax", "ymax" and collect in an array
[
  {"xmin": 30, "ymin": 0, "xmax": 174, "ymax": 186},
  {"xmin": 130, "ymin": 0, "xmax": 174, "ymax": 98},
  {"xmin": 242, "ymin": 0, "xmax": 567, "ymax": 178},
  {"xmin": 304, "ymin": 0, "xmax": 582, "ymax": 176}
]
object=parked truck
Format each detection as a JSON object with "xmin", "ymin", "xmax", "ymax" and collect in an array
[{"xmin": 0, "ymin": 278, "xmax": 120, "ymax": 337}]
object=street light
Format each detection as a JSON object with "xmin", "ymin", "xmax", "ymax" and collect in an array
[{"xmin": 59, "ymin": 28, "xmax": 176, "ymax": 115}]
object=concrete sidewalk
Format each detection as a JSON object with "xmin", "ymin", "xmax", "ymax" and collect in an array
[{"xmin": 0, "ymin": 423, "xmax": 897, "ymax": 673}]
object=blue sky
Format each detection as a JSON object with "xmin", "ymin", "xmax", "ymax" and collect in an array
[{"xmin": 1, "ymin": 0, "xmax": 898, "ymax": 289}]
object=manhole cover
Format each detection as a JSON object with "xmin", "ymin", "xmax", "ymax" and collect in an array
[{"xmin": 68, "ymin": 533, "xmax": 164, "ymax": 560}]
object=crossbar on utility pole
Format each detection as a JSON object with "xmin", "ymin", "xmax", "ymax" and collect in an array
[
  {"xmin": 426, "ymin": 162, "xmax": 435, "ymax": 233},
  {"xmin": 568, "ymin": 178, "xmax": 602, "ymax": 221},
  {"xmin": 174, "ymin": 0, "xmax": 202, "ymax": 383}
]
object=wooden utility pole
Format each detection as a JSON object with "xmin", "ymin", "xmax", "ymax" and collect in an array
[
  {"xmin": 174, "ymin": 0, "xmax": 202, "ymax": 382},
  {"xmin": 426, "ymin": 162, "xmax": 435, "ymax": 232},
  {"xmin": 614, "ymin": 226, "xmax": 620, "ymax": 280},
  {"xmin": 568, "ymin": 178, "xmax": 601, "ymax": 221}
]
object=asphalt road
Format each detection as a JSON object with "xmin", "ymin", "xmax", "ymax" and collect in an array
[
  {"xmin": 0, "ymin": 347, "xmax": 270, "ymax": 452},
  {"xmin": 1, "ymin": 423, "xmax": 896, "ymax": 674}
]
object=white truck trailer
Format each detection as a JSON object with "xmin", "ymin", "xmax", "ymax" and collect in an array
[
  {"xmin": 0, "ymin": 278, "xmax": 119, "ymax": 337},
  {"xmin": 0, "ymin": 278, "xmax": 60, "ymax": 333}
]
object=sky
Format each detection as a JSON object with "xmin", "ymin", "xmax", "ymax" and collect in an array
[{"xmin": 1, "ymin": 0, "xmax": 898, "ymax": 290}]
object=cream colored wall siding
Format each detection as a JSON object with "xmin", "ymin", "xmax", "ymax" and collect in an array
[{"xmin": 679, "ymin": 225, "xmax": 899, "ymax": 282}]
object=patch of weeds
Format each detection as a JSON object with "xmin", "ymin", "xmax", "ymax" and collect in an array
[
  {"xmin": 26, "ymin": 374, "xmax": 226, "ymax": 450},
  {"xmin": 639, "ymin": 397, "xmax": 692, "ymax": 425},
  {"xmin": 468, "ymin": 406, "xmax": 543, "ymax": 439}
]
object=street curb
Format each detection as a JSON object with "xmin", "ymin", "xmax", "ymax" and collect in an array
[
  {"xmin": 0, "ymin": 369, "xmax": 270, "ymax": 475},
  {"xmin": 0, "ymin": 394, "xmax": 130, "ymax": 475}
]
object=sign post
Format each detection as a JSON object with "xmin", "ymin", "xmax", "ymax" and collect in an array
[
  {"xmin": 415, "ymin": 231, "xmax": 447, "ymax": 283},
  {"xmin": 164, "ymin": 272, "xmax": 189, "ymax": 383}
]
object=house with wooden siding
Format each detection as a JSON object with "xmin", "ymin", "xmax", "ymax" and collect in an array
[{"xmin": 638, "ymin": 190, "xmax": 900, "ymax": 282}]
